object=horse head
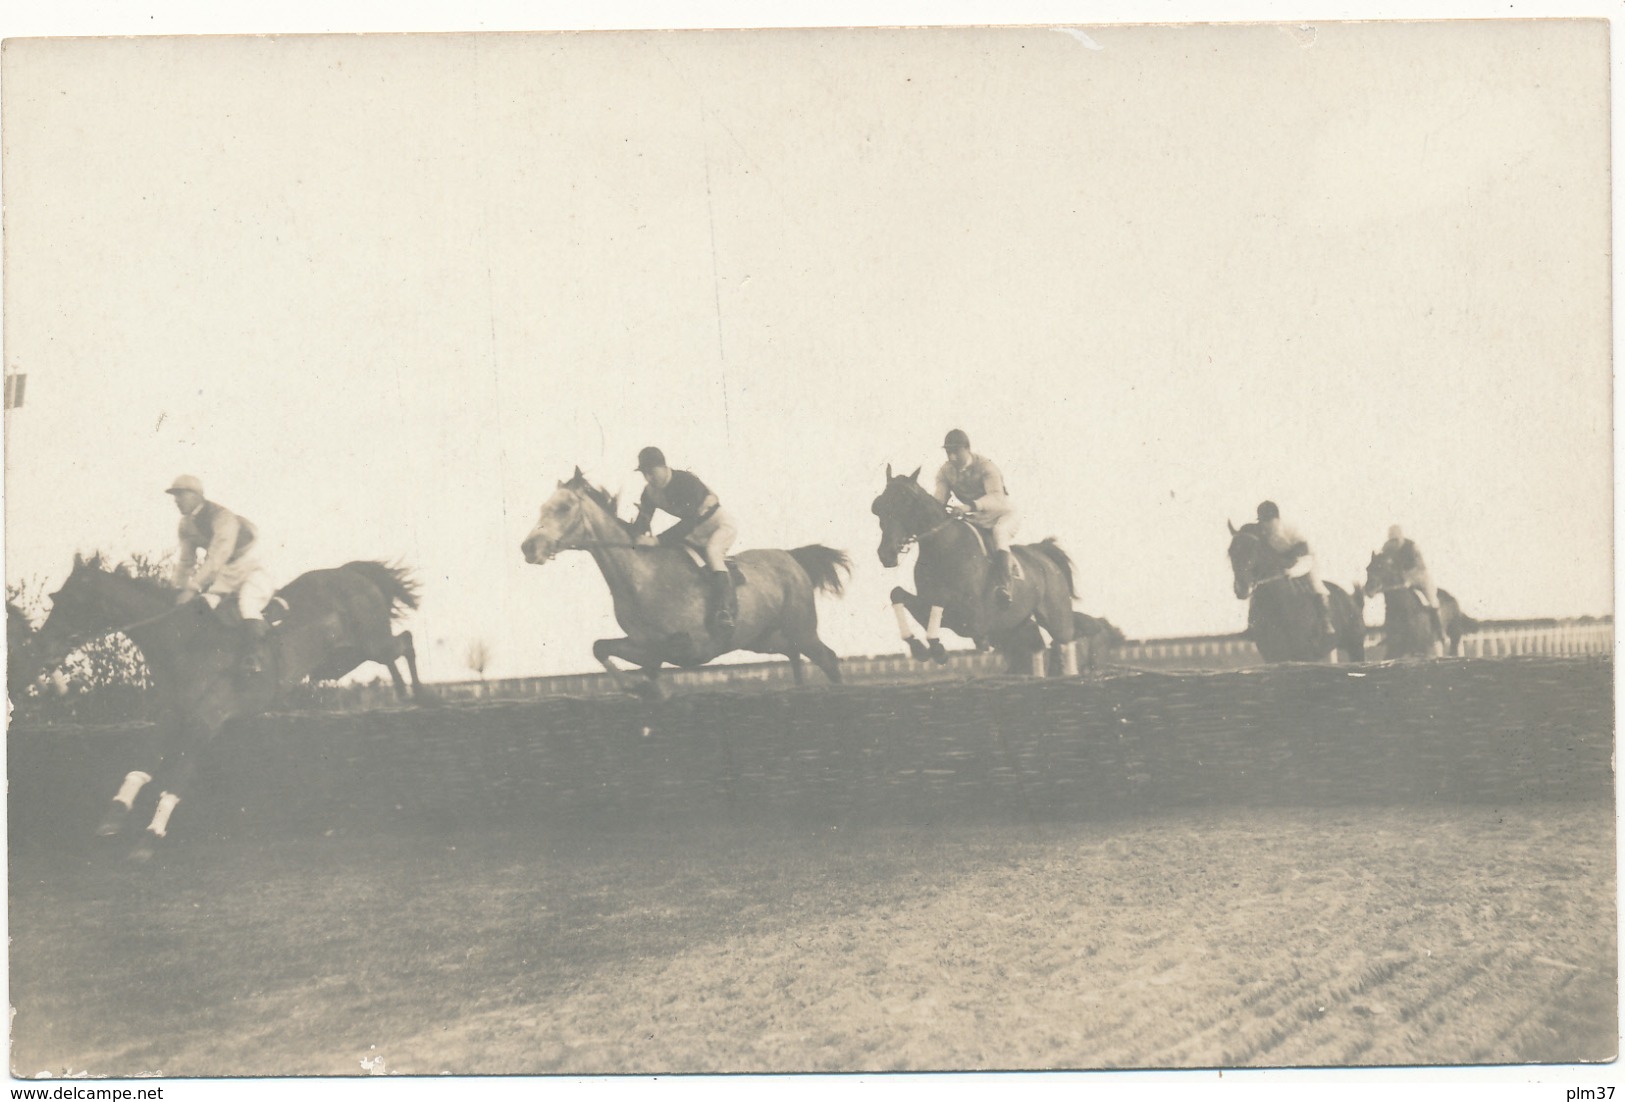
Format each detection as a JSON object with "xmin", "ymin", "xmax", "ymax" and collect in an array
[
  {"xmin": 1226, "ymin": 521, "xmax": 1269, "ymax": 600},
  {"xmin": 521, "ymin": 468, "xmax": 625, "ymax": 565},
  {"xmin": 27, "ymin": 555, "xmax": 136, "ymax": 678},
  {"xmin": 1364, "ymin": 549, "xmax": 1401, "ymax": 596},
  {"xmin": 871, "ymin": 464, "xmax": 931, "ymax": 568}
]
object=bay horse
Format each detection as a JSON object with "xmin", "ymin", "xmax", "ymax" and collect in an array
[
  {"xmin": 520, "ymin": 469, "xmax": 849, "ymax": 698},
  {"xmin": 1226, "ymin": 521, "xmax": 1364, "ymax": 662},
  {"xmin": 19, "ymin": 554, "xmax": 428, "ymax": 858},
  {"xmin": 872, "ymin": 466, "xmax": 1080, "ymax": 675},
  {"xmin": 1363, "ymin": 550, "xmax": 1476, "ymax": 658}
]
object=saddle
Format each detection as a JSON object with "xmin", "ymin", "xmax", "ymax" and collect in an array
[
  {"xmin": 205, "ymin": 593, "xmax": 289, "ymax": 628},
  {"xmin": 678, "ymin": 545, "xmax": 747, "ymax": 586},
  {"xmin": 956, "ymin": 519, "xmax": 1024, "ymax": 579}
]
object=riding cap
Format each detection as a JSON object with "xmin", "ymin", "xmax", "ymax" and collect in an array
[
  {"xmin": 1256, "ymin": 500, "xmax": 1279, "ymax": 521},
  {"xmin": 635, "ymin": 446, "xmax": 667, "ymax": 472},
  {"xmin": 943, "ymin": 429, "xmax": 971, "ymax": 450},
  {"xmin": 1388, "ymin": 525, "xmax": 1404, "ymax": 541},
  {"xmin": 165, "ymin": 474, "xmax": 205, "ymax": 497}
]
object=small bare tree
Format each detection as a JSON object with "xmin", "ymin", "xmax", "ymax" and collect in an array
[{"xmin": 465, "ymin": 639, "xmax": 493, "ymax": 698}]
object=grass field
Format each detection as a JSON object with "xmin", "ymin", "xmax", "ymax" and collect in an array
[{"xmin": 9, "ymin": 802, "xmax": 1615, "ymax": 1076}]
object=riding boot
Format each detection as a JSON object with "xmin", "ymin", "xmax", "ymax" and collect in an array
[
  {"xmin": 994, "ymin": 550, "xmax": 1014, "ymax": 606},
  {"xmin": 240, "ymin": 618, "xmax": 270, "ymax": 676},
  {"xmin": 708, "ymin": 571, "xmax": 736, "ymax": 639},
  {"xmin": 1316, "ymin": 594, "xmax": 1337, "ymax": 638}
]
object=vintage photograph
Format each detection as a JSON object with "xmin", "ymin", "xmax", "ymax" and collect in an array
[{"xmin": 3, "ymin": 12, "xmax": 1615, "ymax": 1086}]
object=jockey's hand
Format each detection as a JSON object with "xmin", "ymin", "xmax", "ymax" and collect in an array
[
  {"xmin": 633, "ymin": 531, "xmax": 659, "ymax": 547},
  {"xmin": 947, "ymin": 505, "xmax": 969, "ymax": 520},
  {"xmin": 175, "ymin": 586, "xmax": 199, "ymax": 606}
]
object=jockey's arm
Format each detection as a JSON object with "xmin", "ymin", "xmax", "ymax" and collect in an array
[
  {"xmin": 630, "ymin": 492, "xmax": 656, "ymax": 538},
  {"xmin": 659, "ymin": 492, "xmax": 719, "ymax": 544},
  {"xmin": 172, "ymin": 532, "xmax": 200, "ymax": 590}
]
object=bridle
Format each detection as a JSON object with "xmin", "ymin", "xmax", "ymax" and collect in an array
[{"xmin": 32, "ymin": 597, "xmax": 190, "ymax": 666}]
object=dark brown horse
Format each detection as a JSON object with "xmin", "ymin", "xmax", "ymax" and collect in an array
[
  {"xmin": 520, "ymin": 470, "xmax": 849, "ymax": 698},
  {"xmin": 872, "ymin": 466, "xmax": 1080, "ymax": 675},
  {"xmin": 1226, "ymin": 522, "xmax": 1365, "ymax": 662},
  {"xmin": 20, "ymin": 554, "xmax": 428, "ymax": 858},
  {"xmin": 1363, "ymin": 550, "xmax": 1476, "ymax": 658}
]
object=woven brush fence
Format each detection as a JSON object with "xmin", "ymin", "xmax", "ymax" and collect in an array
[{"xmin": 8, "ymin": 657, "xmax": 1612, "ymax": 851}]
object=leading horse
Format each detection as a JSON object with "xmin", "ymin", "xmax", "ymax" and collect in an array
[
  {"xmin": 872, "ymin": 466, "xmax": 1081, "ymax": 675},
  {"xmin": 1363, "ymin": 550, "xmax": 1476, "ymax": 658},
  {"xmin": 19, "ymin": 554, "xmax": 428, "ymax": 858},
  {"xmin": 1226, "ymin": 521, "xmax": 1365, "ymax": 662},
  {"xmin": 521, "ymin": 469, "xmax": 849, "ymax": 698}
]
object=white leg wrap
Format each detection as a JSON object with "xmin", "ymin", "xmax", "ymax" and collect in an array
[
  {"xmin": 892, "ymin": 603, "xmax": 917, "ymax": 641},
  {"xmin": 1060, "ymin": 643, "xmax": 1080, "ymax": 677},
  {"xmin": 114, "ymin": 771, "xmax": 152, "ymax": 809},
  {"xmin": 926, "ymin": 606, "xmax": 944, "ymax": 640},
  {"xmin": 148, "ymin": 791, "xmax": 181, "ymax": 838}
]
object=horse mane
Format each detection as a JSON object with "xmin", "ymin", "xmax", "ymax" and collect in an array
[
  {"xmin": 72, "ymin": 551, "xmax": 179, "ymax": 596},
  {"xmin": 564, "ymin": 472, "xmax": 637, "ymax": 535}
]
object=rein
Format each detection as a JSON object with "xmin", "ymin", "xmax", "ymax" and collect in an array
[
  {"xmin": 887, "ymin": 505, "xmax": 962, "ymax": 553},
  {"xmin": 43, "ymin": 600, "xmax": 189, "ymax": 657}
]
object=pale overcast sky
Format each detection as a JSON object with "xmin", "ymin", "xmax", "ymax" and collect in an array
[{"xmin": 3, "ymin": 18, "xmax": 1612, "ymax": 680}]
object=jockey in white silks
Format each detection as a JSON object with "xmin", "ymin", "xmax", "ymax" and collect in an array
[
  {"xmin": 892, "ymin": 429, "xmax": 1022, "ymax": 655},
  {"xmin": 107, "ymin": 474, "xmax": 278, "ymax": 843},
  {"xmin": 1256, "ymin": 500, "xmax": 1336, "ymax": 637},
  {"xmin": 1381, "ymin": 524, "xmax": 1443, "ymax": 640}
]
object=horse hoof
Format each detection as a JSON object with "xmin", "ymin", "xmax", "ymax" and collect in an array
[
  {"xmin": 928, "ymin": 640, "xmax": 949, "ymax": 664},
  {"xmin": 906, "ymin": 638, "xmax": 931, "ymax": 661},
  {"xmin": 96, "ymin": 801, "xmax": 130, "ymax": 838}
]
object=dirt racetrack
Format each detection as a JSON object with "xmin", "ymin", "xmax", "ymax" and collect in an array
[
  {"xmin": 9, "ymin": 803, "xmax": 1615, "ymax": 1076},
  {"xmin": 8, "ymin": 657, "xmax": 1616, "ymax": 1075}
]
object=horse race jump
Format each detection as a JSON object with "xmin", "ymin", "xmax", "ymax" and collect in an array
[
  {"xmin": 1363, "ymin": 547, "xmax": 1477, "ymax": 658},
  {"xmin": 872, "ymin": 465, "xmax": 1081, "ymax": 674},
  {"xmin": 16, "ymin": 554, "xmax": 428, "ymax": 859},
  {"xmin": 521, "ymin": 469, "xmax": 850, "ymax": 698},
  {"xmin": 1226, "ymin": 521, "xmax": 1365, "ymax": 662}
]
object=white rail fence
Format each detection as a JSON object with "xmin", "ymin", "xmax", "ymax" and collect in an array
[{"xmin": 396, "ymin": 619, "xmax": 1611, "ymax": 707}]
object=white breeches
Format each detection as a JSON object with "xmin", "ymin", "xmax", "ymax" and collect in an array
[
  {"xmin": 684, "ymin": 508, "xmax": 738, "ymax": 573},
  {"xmin": 204, "ymin": 554, "xmax": 276, "ymax": 620},
  {"xmin": 969, "ymin": 494, "xmax": 1020, "ymax": 552},
  {"xmin": 1285, "ymin": 554, "xmax": 1328, "ymax": 597}
]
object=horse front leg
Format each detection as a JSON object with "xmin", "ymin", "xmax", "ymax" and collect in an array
[
  {"xmin": 592, "ymin": 637, "xmax": 669, "ymax": 701},
  {"xmin": 127, "ymin": 718, "xmax": 214, "ymax": 862},
  {"xmin": 890, "ymin": 588, "xmax": 948, "ymax": 664},
  {"xmin": 388, "ymin": 629, "xmax": 439, "ymax": 706}
]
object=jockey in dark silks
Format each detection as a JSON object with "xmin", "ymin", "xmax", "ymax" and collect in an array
[
  {"xmin": 631, "ymin": 447, "xmax": 739, "ymax": 637},
  {"xmin": 167, "ymin": 474, "xmax": 275, "ymax": 676},
  {"xmin": 932, "ymin": 429, "xmax": 1020, "ymax": 605},
  {"xmin": 1256, "ymin": 500, "xmax": 1336, "ymax": 637}
]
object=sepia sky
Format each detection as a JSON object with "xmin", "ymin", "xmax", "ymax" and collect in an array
[{"xmin": 2, "ymin": 18, "xmax": 1613, "ymax": 681}]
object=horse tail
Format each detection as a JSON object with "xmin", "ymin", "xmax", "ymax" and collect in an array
[
  {"xmin": 341, "ymin": 561, "xmax": 421, "ymax": 620},
  {"xmin": 789, "ymin": 545, "xmax": 852, "ymax": 597},
  {"xmin": 1029, "ymin": 538, "xmax": 1079, "ymax": 601},
  {"xmin": 1440, "ymin": 589, "xmax": 1479, "ymax": 634}
]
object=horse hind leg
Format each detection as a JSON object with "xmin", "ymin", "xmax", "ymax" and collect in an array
[{"xmin": 800, "ymin": 638, "xmax": 842, "ymax": 684}]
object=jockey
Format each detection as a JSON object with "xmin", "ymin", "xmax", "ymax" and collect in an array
[
  {"xmin": 166, "ymin": 475, "xmax": 275, "ymax": 675},
  {"xmin": 631, "ymin": 447, "xmax": 739, "ymax": 636},
  {"xmin": 1256, "ymin": 500, "xmax": 1335, "ymax": 637},
  {"xmin": 1381, "ymin": 524, "xmax": 1442, "ymax": 633},
  {"xmin": 933, "ymin": 428, "xmax": 1020, "ymax": 605}
]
